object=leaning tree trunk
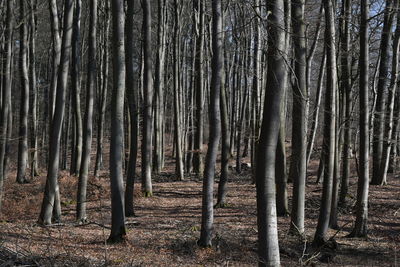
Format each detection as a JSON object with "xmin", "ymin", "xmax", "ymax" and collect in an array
[
  {"xmin": 16, "ymin": 0, "xmax": 30, "ymax": 184},
  {"xmin": 255, "ymin": 0, "xmax": 286, "ymax": 265},
  {"xmin": 76, "ymin": 0, "xmax": 97, "ymax": 223},
  {"xmin": 108, "ymin": 0, "xmax": 127, "ymax": 243},
  {"xmin": 38, "ymin": 0, "xmax": 74, "ymax": 225},
  {"xmin": 198, "ymin": 0, "xmax": 222, "ymax": 248},
  {"xmin": 313, "ymin": 0, "xmax": 338, "ymax": 246},
  {"xmin": 349, "ymin": 0, "xmax": 370, "ymax": 237}
]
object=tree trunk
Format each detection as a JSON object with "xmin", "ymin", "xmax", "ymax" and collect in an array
[
  {"xmin": 0, "ymin": 0, "xmax": 13, "ymax": 210},
  {"xmin": 16, "ymin": 0, "xmax": 30, "ymax": 184},
  {"xmin": 198, "ymin": 0, "xmax": 222, "ymax": 248},
  {"xmin": 349, "ymin": 0, "xmax": 370, "ymax": 237},
  {"xmin": 141, "ymin": 0, "xmax": 154, "ymax": 195},
  {"xmin": 255, "ymin": 0, "xmax": 285, "ymax": 265},
  {"xmin": 313, "ymin": 0, "xmax": 337, "ymax": 245},
  {"xmin": 372, "ymin": 0, "xmax": 396, "ymax": 185},
  {"xmin": 108, "ymin": 0, "xmax": 127, "ymax": 243},
  {"xmin": 38, "ymin": 0, "xmax": 74, "ymax": 225},
  {"xmin": 125, "ymin": 0, "xmax": 139, "ymax": 217},
  {"xmin": 76, "ymin": 0, "xmax": 97, "ymax": 223},
  {"xmin": 70, "ymin": 0, "xmax": 83, "ymax": 176},
  {"xmin": 289, "ymin": 0, "xmax": 307, "ymax": 235}
]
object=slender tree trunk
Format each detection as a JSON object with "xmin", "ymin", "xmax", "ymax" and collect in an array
[
  {"xmin": 49, "ymin": 0, "xmax": 61, "ymax": 120},
  {"xmin": 38, "ymin": 0, "xmax": 74, "ymax": 225},
  {"xmin": 372, "ymin": 0, "xmax": 395, "ymax": 185},
  {"xmin": 198, "ymin": 0, "xmax": 222, "ymax": 248},
  {"xmin": 289, "ymin": 0, "xmax": 307, "ymax": 235},
  {"xmin": 70, "ymin": 0, "xmax": 83, "ymax": 176},
  {"xmin": 108, "ymin": 0, "xmax": 127, "ymax": 242},
  {"xmin": 125, "ymin": 0, "xmax": 139, "ymax": 217},
  {"xmin": 94, "ymin": 1, "xmax": 110, "ymax": 177},
  {"xmin": 349, "ymin": 0, "xmax": 370, "ymax": 237},
  {"xmin": 0, "ymin": 0, "xmax": 13, "ymax": 210},
  {"xmin": 76, "ymin": 0, "xmax": 97, "ymax": 223},
  {"xmin": 171, "ymin": 0, "xmax": 184, "ymax": 181},
  {"xmin": 379, "ymin": 4, "xmax": 400, "ymax": 186},
  {"xmin": 313, "ymin": 0, "xmax": 337, "ymax": 245},
  {"xmin": 16, "ymin": 0, "xmax": 30, "ymax": 184}
]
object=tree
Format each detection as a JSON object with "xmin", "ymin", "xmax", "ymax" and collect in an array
[
  {"xmin": 141, "ymin": 0, "xmax": 154, "ymax": 196},
  {"xmin": 289, "ymin": 0, "xmax": 307, "ymax": 235},
  {"xmin": 108, "ymin": 0, "xmax": 127, "ymax": 242},
  {"xmin": 349, "ymin": 0, "xmax": 370, "ymax": 237},
  {"xmin": 255, "ymin": 0, "xmax": 286, "ymax": 265},
  {"xmin": 16, "ymin": 0, "xmax": 30, "ymax": 184},
  {"xmin": 198, "ymin": 0, "xmax": 222, "ymax": 248},
  {"xmin": 0, "ymin": 0, "xmax": 13, "ymax": 210},
  {"xmin": 372, "ymin": 0, "xmax": 396, "ymax": 185},
  {"xmin": 313, "ymin": 0, "xmax": 337, "ymax": 245},
  {"xmin": 76, "ymin": 0, "xmax": 97, "ymax": 223},
  {"xmin": 38, "ymin": 0, "xmax": 74, "ymax": 225},
  {"xmin": 125, "ymin": 0, "xmax": 139, "ymax": 217}
]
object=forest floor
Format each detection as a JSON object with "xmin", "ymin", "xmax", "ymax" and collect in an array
[{"xmin": 0, "ymin": 154, "xmax": 399, "ymax": 266}]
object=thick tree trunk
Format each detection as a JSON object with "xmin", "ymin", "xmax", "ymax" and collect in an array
[
  {"xmin": 76, "ymin": 0, "xmax": 97, "ymax": 223},
  {"xmin": 255, "ymin": 0, "xmax": 285, "ymax": 265},
  {"xmin": 198, "ymin": 0, "xmax": 222, "ymax": 248},
  {"xmin": 108, "ymin": 0, "xmax": 127, "ymax": 242}
]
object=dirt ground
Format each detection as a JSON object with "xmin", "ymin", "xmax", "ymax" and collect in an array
[{"xmin": 0, "ymin": 155, "xmax": 399, "ymax": 266}]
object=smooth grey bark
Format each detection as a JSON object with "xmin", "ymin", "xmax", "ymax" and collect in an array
[
  {"xmin": 94, "ymin": 1, "xmax": 110, "ymax": 177},
  {"xmin": 372, "ymin": 0, "xmax": 396, "ymax": 185},
  {"xmin": 339, "ymin": 0, "xmax": 352, "ymax": 205},
  {"xmin": 379, "ymin": 3, "xmax": 400, "ymax": 187},
  {"xmin": 108, "ymin": 0, "xmax": 126, "ymax": 242},
  {"xmin": 313, "ymin": 0, "xmax": 337, "ymax": 245},
  {"xmin": 141, "ymin": 0, "xmax": 154, "ymax": 195},
  {"xmin": 198, "ymin": 0, "xmax": 222, "ymax": 248},
  {"xmin": 276, "ymin": 0, "xmax": 290, "ymax": 217},
  {"xmin": 172, "ymin": 0, "xmax": 184, "ymax": 181},
  {"xmin": 48, "ymin": 0, "xmax": 61, "ymax": 120},
  {"xmin": 70, "ymin": 0, "xmax": 83, "ymax": 176},
  {"xmin": 289, "ymin": 0, "xmax": 307, "ymax": 235},
  {"xmin": 16, "ymin": 0, "xmax": 30, "ymax": 184},
  {"xmin": 193, "ymin": 0, "xmax": 204, "ymax": 175},
  {"xmin": 39, "ymin": 0, "xmax": 74, "ymax": 225},
  {"xmin": 29, "ymin": 0, "xmax": 39, "ymax": 177},
  {"xmin": 0, "ymin": 0, "xmax": 13, "ymax": 210},
  {"xmin": 76, "ymin": 0, "xmax": 97, "ymax": 223},
  {"xmin": 153, "ymin": 0, "xmax": 167, "ymax": 174},
  {"xmin": 255, "ymin": 0, "xmax": 285, "ymax": 266},
  {"xmin": 307, "ymin": 51, "xmax": 326, "ymax": 166},
  {"xmin": 125, "ymin": 0, "xmax": 138, "ymax": 217},
  {"xmin": 349, "ymin": 0, "xmax": 370, "ymax": 237}
]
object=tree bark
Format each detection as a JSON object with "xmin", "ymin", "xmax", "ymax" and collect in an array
[
  {"xmin": 108, "ymin": 0, "xmax": 127, "ymax": 242},
  {"xmin": 198, "ymin": 0, "xmax": 222, "ymax": 248}
]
